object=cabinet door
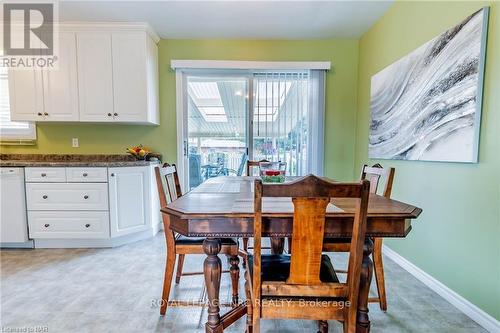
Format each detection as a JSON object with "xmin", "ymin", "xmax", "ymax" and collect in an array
[
  {"xmin": 42, "ymin": 32, "xmax": 79, "ymax": 121},
  {"xmin": 77, "ymin": 33, "xmax": 114, "ymax": 122},
  {"xmin": 146, "ymin": 36, "xmax": 159, "ymax": 124},
  {"xmin": 111, "ymin": 33, "xmax": 148, "ymax": 122},
  {"xmin": 108, "ymin": 166, "xmax": 151, "ymax": 237},
  {"xmin": 8, "ymin": 68, "xmax": 44, "ymax": 121}
]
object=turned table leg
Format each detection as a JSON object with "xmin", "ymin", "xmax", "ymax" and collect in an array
[
  {"xmin": 357, "ymin": 238, "xmax": 374, "ymax": 333},
  {"xmin": 229, "ymin": 255, "xmax": 240, "ymax": 306},
  {"xmin": 270, "ymin": 237, "xmax": 285, "ymax": 254},
  {"xmin": 204, "ymin": 238, "xmax": 223, "ymax": 333}
]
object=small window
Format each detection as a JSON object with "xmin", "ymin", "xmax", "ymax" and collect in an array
[{"xmin": 0, "ymin": 67, "xmax": 37, "ymax": 142}]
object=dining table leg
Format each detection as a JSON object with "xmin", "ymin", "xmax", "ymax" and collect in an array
[
  {"xmin": 357, "ymin": 238, "xmax": 374, "ymax": 333},
  {"xmin": 203, "ymin": 238, "xmax": 223, "ymax": 333},
  {"xmin": 229, "ymin": 255, "xmax": 240, "ymax": 306}
]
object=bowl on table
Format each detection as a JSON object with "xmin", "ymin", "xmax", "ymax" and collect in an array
[{"xmin": 259, "ymin": 162, "xmax": 287, "ymax": 183}]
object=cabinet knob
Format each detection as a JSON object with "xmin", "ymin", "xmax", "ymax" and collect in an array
[
  {"xmin": 42, "ymin": 195, "xmax": 48, "ymax": 199},
  {"xmin": 37, "ymin": 112, "xmax": 43, "ymax": 116},
  {"xmin": 110, "ymin": 173, "xmax": 115, "ymax": 177},
  {"xmin": 41, "ymin": 173, "xmax": 46, "ymax": 177},
  {"xmin": 44, "ymin": 224, "xmax": 50, "ymax": 228},
  {"xmin": 44, "ymin": 112, "xmax": 49, "ymax": 116},
  {"xmin": 83, "ymin": 195, "xmax": 89, "ymax": 199},
  {"xmin": 113, "ymin": 113, "xmax": 118, "ymax": 116},
  {"xmin": 108, "ymin": 113, "xmax": 112, "ymax": 117},
  {"xmin": 82, "ymin": 173, "xmax": 88, "ymax": 177},
  {"xmin": 85, "ymin": 224, "xmax": 91, "ymax": 228}
]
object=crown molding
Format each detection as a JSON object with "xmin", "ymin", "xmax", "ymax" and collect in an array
[{"xmin": 57, "ymin": 22, "xmax": 160, "ymax": 43}]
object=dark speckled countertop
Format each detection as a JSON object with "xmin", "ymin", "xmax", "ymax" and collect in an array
[{"xmin": 0, "ymin": 154, "xmax": 161, "ymax": 167}]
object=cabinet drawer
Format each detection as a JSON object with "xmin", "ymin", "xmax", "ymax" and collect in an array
[
  {"xmin": 28, "ymin": 211, "xmax": 109, "ymax": 239},
  {"xmin": 66, "ymin": 167, "xmax": 107, "ymax": 182},
  {"xmin": 26, "ymin": 183, "xmax": 108, "ymax": 210},
  {"xmin": 25, "ymin": 168, "xmax": 66, "ymax": 182}
]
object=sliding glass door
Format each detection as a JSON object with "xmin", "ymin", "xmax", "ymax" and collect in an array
[
  {"xmin": 185, "ymin": 75, "xmax": 249, "ymax": 189},
  {"xmin": 252, "ymin": 72, "xmax": 310, "ymax": 176},
  {"xmin": 177, "ymin": 69, "xmax": 324, "ymax": 189}
]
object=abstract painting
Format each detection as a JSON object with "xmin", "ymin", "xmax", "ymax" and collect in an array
[{"xmin": 369, "ymin": 8, "xmax": 489, "ymax": 163}]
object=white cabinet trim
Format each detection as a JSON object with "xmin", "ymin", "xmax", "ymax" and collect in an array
[{"xmin": 59, "ymin": 22, "xmax": 160, "ymax": 43}]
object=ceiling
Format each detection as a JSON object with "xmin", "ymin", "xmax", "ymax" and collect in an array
[{"xmin": 59, "ymin": 1, "xmax": 394, "ymax": 39}]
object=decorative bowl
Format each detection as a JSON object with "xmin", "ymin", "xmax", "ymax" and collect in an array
[{"xmin": 259, "ymin": 162, "xmax": 286, "ymax": 183}]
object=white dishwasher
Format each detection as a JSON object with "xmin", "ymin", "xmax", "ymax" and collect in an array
[{"xmin": 0, "ymin": 167, "xmax": 33, "ymax": 248}]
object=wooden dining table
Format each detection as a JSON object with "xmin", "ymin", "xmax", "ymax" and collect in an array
[{"xmin": 161, "ymin": 176, "xmax": 422, "ymax": 333}]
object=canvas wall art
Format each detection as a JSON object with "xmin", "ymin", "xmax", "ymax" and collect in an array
[{"xmin": 369, "ymin": 8, "xmax": 489, "ymax": 163}]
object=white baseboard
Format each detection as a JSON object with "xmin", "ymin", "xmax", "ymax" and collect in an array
[
  {"xmin": 34, "ymin": 229, "xmax": 156, "ymax": 248},
  {"xmin": 382, "ymin": 245, "xmax": 500, "ymax": 333}
]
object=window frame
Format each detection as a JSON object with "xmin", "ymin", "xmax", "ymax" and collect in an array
[
  {"xmin": 174, "ymin": 65, "xmax": 326, "ymax": 192},
  {"xmin": 0, "ymin": 68, "xmax": 37, "ymax": 142}
]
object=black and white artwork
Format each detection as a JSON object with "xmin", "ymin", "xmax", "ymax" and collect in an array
[{"xmin": 369, "ymin": 8, "xmax": 489, "ymax": 163}]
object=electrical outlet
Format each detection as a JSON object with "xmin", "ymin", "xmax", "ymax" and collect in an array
[{"xmin": 72, "ymin": 138, "xmax": 79, "ymax": 148}]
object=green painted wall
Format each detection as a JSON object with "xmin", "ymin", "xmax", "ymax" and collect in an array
[
  {"xmin": 1, "ymin": 39, "xmax": 360, "ymax": 181},
  {"xmin": 355, "ymin": 1, "xmax": 500, "ymax": 320},
  {"xmin": 3, "ymin": 2, "xmax": 498, "ymax": 321}
]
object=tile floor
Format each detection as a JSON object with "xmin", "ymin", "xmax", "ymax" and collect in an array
[{"xmin": 0, "ymin": 233, "xmax": 486, "ymax": 332}]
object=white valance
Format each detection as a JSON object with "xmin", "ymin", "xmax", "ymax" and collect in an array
[{"xmin": 170, "ymin": 60, "xmax": 331, "ymax": 71}]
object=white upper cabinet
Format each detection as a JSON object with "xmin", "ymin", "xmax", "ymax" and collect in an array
[
  {"xmin": 8, "ymin": 69, "xmax": 44, "ymax": 121},
  {"xmin": 8, "ymin": 23, "xmax": 160, "ymax": 125},
  {"xmin": 41, "ymin": 32, "xmax": 79, "ymax": 121},
  {"xmin": 77, "ymin": 33, "xmax": 114, "ymax": 122},
  {"xmin": 111, "ymin": 33, "xmax": 159, "ymax": 124},
  {"xmin": 112, "ymin": 33, "xmax": 148, "ymax": 123}
]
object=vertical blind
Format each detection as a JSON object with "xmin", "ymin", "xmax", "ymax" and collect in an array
[
  {"xmin": 252, "ymin": 70, "xmax": 324, "ymax": 176},
  {"xmin": 0, "ymin": 68, "xmax": 36, "ymax": 141}
]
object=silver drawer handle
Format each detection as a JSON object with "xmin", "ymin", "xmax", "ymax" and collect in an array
[
  {"xmin": 41, "ymin": 173, "xmax": 47, "ymax": 177},
  {"xmin": 83, "ymin": 195, "xmax": 89, "ymax": 199},
  {"xmin": 44, "ymin": 224, "xmax": 50, "ymax": 228},
  {"xmin": 85, "ymin": 224, "xmax": 91, "ymax": 228},
  {"xmin": 82, "ymin": 173, "xmax": 88, "ymax": 177},
  {"xmin": 42, "ymin": 195, "xmax": 48, "ymax": 199}
]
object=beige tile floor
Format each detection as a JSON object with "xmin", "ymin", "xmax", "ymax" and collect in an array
[{"xmin": 0, "ymin": 233, "xmax": 486, "ymax": 333}]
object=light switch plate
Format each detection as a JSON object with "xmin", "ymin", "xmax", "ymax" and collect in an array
[{"xmin": 72, "ymin": 138, "xmax": 79, "ymax": 148}]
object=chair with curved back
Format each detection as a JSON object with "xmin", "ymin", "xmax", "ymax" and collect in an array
[
  {"xmin": 322, "ymin": 163, "xmax": 395, "ymax": 311},
  {"xmin": 243, "ymin": 175, "xmax": 370, "ymax": 333},
  {"xmin": 155, "ymin": 163, "xmax": 241, "ymax": 316}
]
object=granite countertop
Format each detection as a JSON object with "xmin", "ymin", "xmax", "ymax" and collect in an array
[{"xmin": 0, "ymin": 154, "xmax": 161, "ymax": 167}]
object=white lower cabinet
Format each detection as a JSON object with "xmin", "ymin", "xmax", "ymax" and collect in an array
[
  {"xmin": 24, "ymin": 165, "xmax": 158, "ymax": 247},
  {"xmin": 26, "ymin": 183, "xmax": 108, "ymax": 211},
  {"xmin": 108, "ymin": 166, "xmax": 151, "ymax": 237},
  {"xmin": 28, "ymin": 211, "xmax": 109, "ymax": 239}
]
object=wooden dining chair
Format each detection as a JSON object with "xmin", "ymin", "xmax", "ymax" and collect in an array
[
  {"xmin": 322, "ymin": 163, "xmax": 395, "ymax": 311},
  {"xmin": 245, "ymin": 159, "xmax": 269, "ymax": 176},
  {"xmin": 242, "ymin": 159, "xmax": 270, "ymax": 265},
  {"xmin": 155, "ymin": 163, "xmax": 241, "ymax": 316},
  {"xmin": 243, "ymin": 175, "xmax": 370, "ymax": 333}
]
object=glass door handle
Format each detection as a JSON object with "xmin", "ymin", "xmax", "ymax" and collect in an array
[{"xmin": 183, "ymin": 140, "xmax": 188, "ymax": 156}]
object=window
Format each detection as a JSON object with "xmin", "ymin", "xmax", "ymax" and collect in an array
[
  {"xmin": 0, "ymin": 68, "xmax": 36, "ymax": 142},
  {"xmin": 174, "ymin": 63, "xmax": 327, "ymax": 188}
]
